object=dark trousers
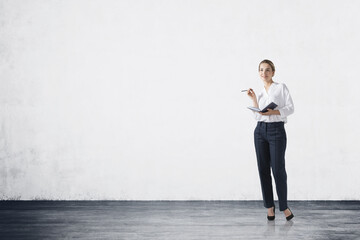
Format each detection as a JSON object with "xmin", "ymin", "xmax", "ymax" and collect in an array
[{"xmin": 254, "ymin": 121, "xmax": 288, "ymax": 211}]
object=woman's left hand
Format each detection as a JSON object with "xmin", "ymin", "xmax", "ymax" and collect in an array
[{"xmin": 259, "ymin": 109, "xmax": 280, "ymax": 116}]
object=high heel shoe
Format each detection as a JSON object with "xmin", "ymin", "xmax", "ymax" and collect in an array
[
  {"xmin": 267, "ymin": 205, "xmax": 275, "ymax": 221},
  {"xmin": 285, "ymin": 208, "xmax": 294, "ymax": 221}
]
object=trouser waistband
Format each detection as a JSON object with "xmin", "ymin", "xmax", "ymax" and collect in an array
[{"xmin": 257, "ymin": 121, "xmax": 284, "ymax": 127}]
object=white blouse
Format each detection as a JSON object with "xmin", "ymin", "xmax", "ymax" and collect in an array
[{"xmin": 254, "ymin": 82, "xmax": 294, "ymax": 123}]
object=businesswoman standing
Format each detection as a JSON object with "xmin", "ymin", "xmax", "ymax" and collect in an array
[{"xmin": 247, "ymin": 59, "xmax": 294, "ymax": 221}]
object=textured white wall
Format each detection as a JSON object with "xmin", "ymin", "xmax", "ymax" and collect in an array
[{"xmin": 0, "ymin": 0, "xmax": 359, "ymax": 200}]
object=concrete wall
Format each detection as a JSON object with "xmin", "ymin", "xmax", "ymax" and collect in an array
[{"xmin": 1, "ymin": 0, "xmax": 359, "ymax": 200}]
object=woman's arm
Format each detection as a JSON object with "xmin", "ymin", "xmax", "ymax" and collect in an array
[
  {"xmin": 247, "ymin": 88, "xmax": 259, "ymax": 108},
  {"xmin": 260, "ymin": 109, "xmax": 280, "ymax": 116},
  {"xmin": 247, "ymin": 88, "xmax": 263, "ymax": 120},
  {"xmin": 278, "ymin": 84, "xmax": 294, "ymax": 117}
]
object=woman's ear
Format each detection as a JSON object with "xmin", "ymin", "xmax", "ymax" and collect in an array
[{"xmin": 272, "ymin": 71, "xmax": 275, "ymax": 77}]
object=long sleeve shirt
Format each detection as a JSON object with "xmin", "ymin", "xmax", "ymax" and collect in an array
[{"xmin": 253, "ymin": 82, "xmax": 294, "ymax": 123}]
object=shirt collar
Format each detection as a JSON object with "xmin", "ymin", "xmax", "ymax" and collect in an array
[{"xmin": 263, "ymin": 81, "xmax": 277, "ymax": 95}]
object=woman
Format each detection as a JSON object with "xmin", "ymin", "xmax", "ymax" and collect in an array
[{"xmin": 247, "ymin": 59, "xmax": 294, "ymax": 221}]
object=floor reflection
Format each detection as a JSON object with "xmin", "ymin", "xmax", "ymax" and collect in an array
[
  {"xmin": 263, "ymin": 219, "xmax": 294, "ymax": 238},
  {"xmin": 279, "ymin": 220, "xmax": 294, "ymax": 235}
]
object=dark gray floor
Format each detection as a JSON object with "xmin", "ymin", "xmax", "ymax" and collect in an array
[{"xmin": 1, "ymin": 201, "xmax": 360, "ymax": 240}]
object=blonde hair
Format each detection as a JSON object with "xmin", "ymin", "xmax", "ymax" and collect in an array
[{"xmin": 259, "ymin": 59, "xmax": 275, "ymax": 72}]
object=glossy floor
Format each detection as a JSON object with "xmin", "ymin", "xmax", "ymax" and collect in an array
[{"xmin": 1, "ymin": 201, "xmax": 359, "ymax": 239}]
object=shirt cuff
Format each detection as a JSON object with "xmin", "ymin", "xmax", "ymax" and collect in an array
[{"xmin": 279, "ymin": 108, "xmax": 285, "ymax": 117}]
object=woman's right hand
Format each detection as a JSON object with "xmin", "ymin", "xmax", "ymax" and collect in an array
[{"xmin": 247, "ymin": 88, "xmax": 256, "ymax": 101}]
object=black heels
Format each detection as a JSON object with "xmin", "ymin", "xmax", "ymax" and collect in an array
[
  {"xmin": 267, "ymin": 205, "xmax": 275, "ymax": 221},
  {"xmin": 285, "ymin": 208, "xmax": 294, "ymax": 221},
  {"xmin": 267, "ymin": 206, "xmax": 294, "ymax": 221}
]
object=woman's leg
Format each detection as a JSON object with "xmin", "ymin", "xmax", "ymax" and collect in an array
[
  {"xmin": 268, "ymin": 123, "xmax": 288, "ymax": 211},
  {"xmin": 254, "ymin": 124, "xmax": 275, "ymax": 209}
]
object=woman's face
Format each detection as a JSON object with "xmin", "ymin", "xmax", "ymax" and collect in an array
[{"xmin": 259, "ymin": 63, "xmax": 274, "ymax": 82}]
